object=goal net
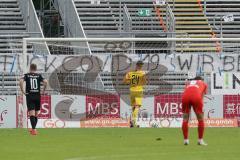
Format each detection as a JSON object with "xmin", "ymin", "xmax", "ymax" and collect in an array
[{"xmin": 16, "ymin": 37, "xmax": 240, "ymax": 128}]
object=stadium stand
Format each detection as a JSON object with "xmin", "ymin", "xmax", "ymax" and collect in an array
[
  {"xmin": 204, "ymin": 0, "xmax": 240, "ymax": 38},
  {"xmin": 3, "ymin": 0, "xmax": 240, "ymax": 95},
  {"xmin": 0, "ymin": 0, "xmax": 27, "ymax": 54},
  {"xmin": 74, "ymin": 0, "xmax": 119, "ymax": 32},
  {"xmin": 167, "ymin": 0, "xmax": 218, "ymax": 52},
  {"xmin": 203, "ymin": 0, "xmax": 240, "ymax": 52},
  {"xmin": 55, "ymin": 0, "xmax": 189, "ymax": 94},
  {"xmin": 0, "ymin": 0, "xmax": 48, "ymax": 95},
  {"xmin": 74, "ymin": 0, "xmax": 166, "ymax": 33},
  {"xmin": 72, "ymin": 0, "xmax": 169, "ymax": 55}
]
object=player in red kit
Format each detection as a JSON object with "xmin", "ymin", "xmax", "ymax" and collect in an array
[{"xmin": 181, "ymin": 76, "xmax": 208, "ymax": 146}]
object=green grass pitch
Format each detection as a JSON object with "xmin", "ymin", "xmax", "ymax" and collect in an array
[{"xmin": 0, "ymin": 128, "xmax": 239, "ymax": 160}]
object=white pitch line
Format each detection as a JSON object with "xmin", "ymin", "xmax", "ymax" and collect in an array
[
  {"xmin": 65, "ymin": 150, "xmax": 213, "ymax": 160},
  {"xmin": 65, "ymin": 153, "xmax": 163, "ymax": 160}
]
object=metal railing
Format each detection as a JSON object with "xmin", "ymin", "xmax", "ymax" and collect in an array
[
  {"xmin": 109, "ymin": 0, "xmax": 167, "ymax": 31},
  {"xmin": 57, "ymin": 0, "xmax": 92, "ymax": 55},
  {"xmin": 18, "ymin": 0, "xmax": 50, "ymax": 55},
  {"xmin": 122, "ymin": 4, "xmax": 135, "ymax": 54},
  {"xmin": 202, "ymin": 0, "xmax": 207, "ymax": 14},
  {"xmin": 123, "ymin": 4, "xmax": 132, "ymax": 32},
  {"xmin": 161, "ymin": 2, "xmax": 176, "ymax": 52},
  {"xmin": 165, "ymin": 3, "xmax": 175, "ymax": 35}
]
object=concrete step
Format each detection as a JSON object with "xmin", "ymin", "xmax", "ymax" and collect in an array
[
  {"xmin": 176, "ymin": 47, "xmax": 217, "ymax": 52},
  {"xmin": 0, "ymin": 21, "xmax": 24, "ymax": 25},
  {"xmin": 174, "ymin": 12, "xmax": 204, "ymax": 16},
  {"xmin": 79, "ymin": 16, "xmax": 118, "ymax": 20},
  {"xmin": 77, "ymin": 8, "xmax": 113, "ymax": 11},
  {"xmin": 0, "ymin": 12, "xmax": 21, "ymax": 15},
  {"xmin": 160, "ymin": 8, "xmax": 202, "ymax": 12},
  {"xmin": 177, "ymin": 30, "xmax": 212, "ymax": 33},
  {"xmin": 0, "ymin": 30, "xmax": 26, "ymax": 33},
  {"xmin": 0, "ymin": 43, "xmax": 22, "ymax": 47},
  {"xmin": 0, "ymin": 4, "xmax": 18, "ymax": 8},
  {"xmin": 0, "ymin": 8, "xmax": 19, "ymax": 11},
  {"xmin": 0, "ymin": 17, "xmax": 23, "ymax": 21},
  {"xmin": 214, "ymin": 34, "xmax": 240, "ymax": 38},
  {"xmin": 205, "ymin": 8, "xmax": 240, "ymax": 11},
  {"xmin": 81, "ymin": 21, "xmax": 117, "ymax": 24},
  {"xmin": 176, "ymin": 25, "xmax": 211, "ymax": 29},
  {"xmin": 78, "ymin": 12, "xmax": 114, "ymax": 15},
  {"xmin": 169, "ymin": 4, "xmax": 199, "ymax": 7},
  {"xmin": 84, "ymin": 26, "xmax": 118, "ymax": 30},
  {"xmin": 176, "ymin": 21, "xmax": 209, "ymax": 24},
  {"xmin": 0, "ymin": 25, "xmax": 26, "ymax": 29},
  {"xmin": 176, "ymin": 17, "xmax": 207, "ymax": 20},
  {"xmin": 75, "ymin": 4, "xmax": 111, "ymax": 7},
  {"xmin": 0, "ymin": 0, "xmax": 17, "ymax": 2},
  {"xmin": 176, "ymin": 34, "xmax": 213, "ymax": 38},
  {"xmin": 0, "ymin": 49, "xmax": 24, "ymax": 52},
  {"xmin": 176, "ymin": 43, "xmax": 216, "ymax": 47},
  {"xmin": 174, "ymin": 0, "xmax": 198, "ymax": 2}
]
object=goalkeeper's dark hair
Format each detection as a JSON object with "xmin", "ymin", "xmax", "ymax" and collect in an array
[
  {"xmin": 136, "ymin": 60, "xmax": 144, "ymax": 66},
  {"xmin": 194, "ymin": 76, "xmax": 203, "ymax": 81}
]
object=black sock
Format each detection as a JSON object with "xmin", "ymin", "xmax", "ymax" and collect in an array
[
  {"xmin": 30, "ymin": 116, "xmax": 36, "ymax": 129},
  {"xmin": 35, "ymin": 117, "xmax": 38, "ymax": 128}
]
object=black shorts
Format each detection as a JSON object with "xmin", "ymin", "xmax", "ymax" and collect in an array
[{"xmin": 26, "ymin": 94, "xmax": 41, "ymax": 111}]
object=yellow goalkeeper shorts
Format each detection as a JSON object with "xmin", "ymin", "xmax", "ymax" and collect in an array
[{"xmin": 130, "ymin": 91, "xmax": 143, "ymax": 107}]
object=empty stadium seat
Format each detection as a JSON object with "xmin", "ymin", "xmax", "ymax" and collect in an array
[
  {"xmin": 0, "ymin": 0, "xmax": 28, "ymax": 54},
  {"xmin": 204, "ymin": 0, "xmax": 240, "ymax": 38}
]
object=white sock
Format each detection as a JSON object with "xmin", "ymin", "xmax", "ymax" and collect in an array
[{"xmin": 184, "ymin": 139, "xmax": 189, "ymax": 144}]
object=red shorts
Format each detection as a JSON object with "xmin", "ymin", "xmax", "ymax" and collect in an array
[{"xmin": 182, "ymin": 89, "xmax": 203, "ymax": 114}]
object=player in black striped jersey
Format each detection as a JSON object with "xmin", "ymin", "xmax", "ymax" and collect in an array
[{"xmin": 20, "ymin": 64, "xmax": 48, "ymax": 135}]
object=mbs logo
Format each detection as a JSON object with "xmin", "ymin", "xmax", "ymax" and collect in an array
[{"xmin": 86, "ymin": 95, "xmax": 120, "ymax": 118}]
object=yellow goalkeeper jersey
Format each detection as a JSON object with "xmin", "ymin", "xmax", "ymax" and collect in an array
[{"xmin": 124, "ymin": 70, "xmax": 146, "ymax": 92}]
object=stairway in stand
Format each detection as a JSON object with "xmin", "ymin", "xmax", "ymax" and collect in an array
[{"xmin": 168, "ymin": 0, "xmax": 219, "ymax": 53}]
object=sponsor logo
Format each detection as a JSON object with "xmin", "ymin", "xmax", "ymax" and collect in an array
[
  {"xmin": 43, "ymin": 119, "xmax": 65, "ymax": 128},
  {"xmin": 54, "ymin": 96, "xmax": 86, "ymax": 121},
  {"xmin": 0, "ymin": 96, "xmax": 16, "ymax": 128},
  {"xmin": 0, "ymin": 110, "xmax": 8, "ymax": 126},
  {"xmin": 154, "ymin": 94, "xmax": 182, "ymax": 118},
  {"xmin": 0, "ymin": 97, "xmax": 7, "ymax": 126},
  {"xmin": 38, "ymin": 96, "xmax": 51, "ymax": 119},
  {"xmin": 223, "ymin": 95, "xmax": 240, "ymax": 126},
  {"xmin": 86, "ymin": 95, "xmax": 120, "ymax": 118},
  {"xmin": 80, "ymin": 118, "xmax": 129, "ymax": 128},
  {"xmin": 189, "ymin": 118, "xmax": 238, "ymax": 127}
]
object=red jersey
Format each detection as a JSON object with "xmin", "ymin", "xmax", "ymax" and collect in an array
[{"xmin": 184, "ymin": 80, "xmax": 208, "ymax": 97}]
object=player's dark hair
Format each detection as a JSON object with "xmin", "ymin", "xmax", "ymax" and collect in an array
[
  {"xmin": 30, "ymin": 63, "xmax": 37, "ymax": 71},
  {"xmin": 136, "ymin": 60, "xmax": 144, "ymax": 66},
  {"xmin": 194, "ymin": 76, "xmax": 203, "ymax": 80}
]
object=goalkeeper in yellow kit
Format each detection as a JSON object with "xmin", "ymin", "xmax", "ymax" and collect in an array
[{"xmin": 123, "ymin": 61, "xmax": 146, "ymax": 128}]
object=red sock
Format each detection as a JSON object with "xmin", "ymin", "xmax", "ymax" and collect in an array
[
  {"xmin": 198, "ymin": 120, "xmax": 204, "ymax": 139},
  {"xmin": 182, "ymin": 121, "xmax": 189, "ymax": 139}
]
